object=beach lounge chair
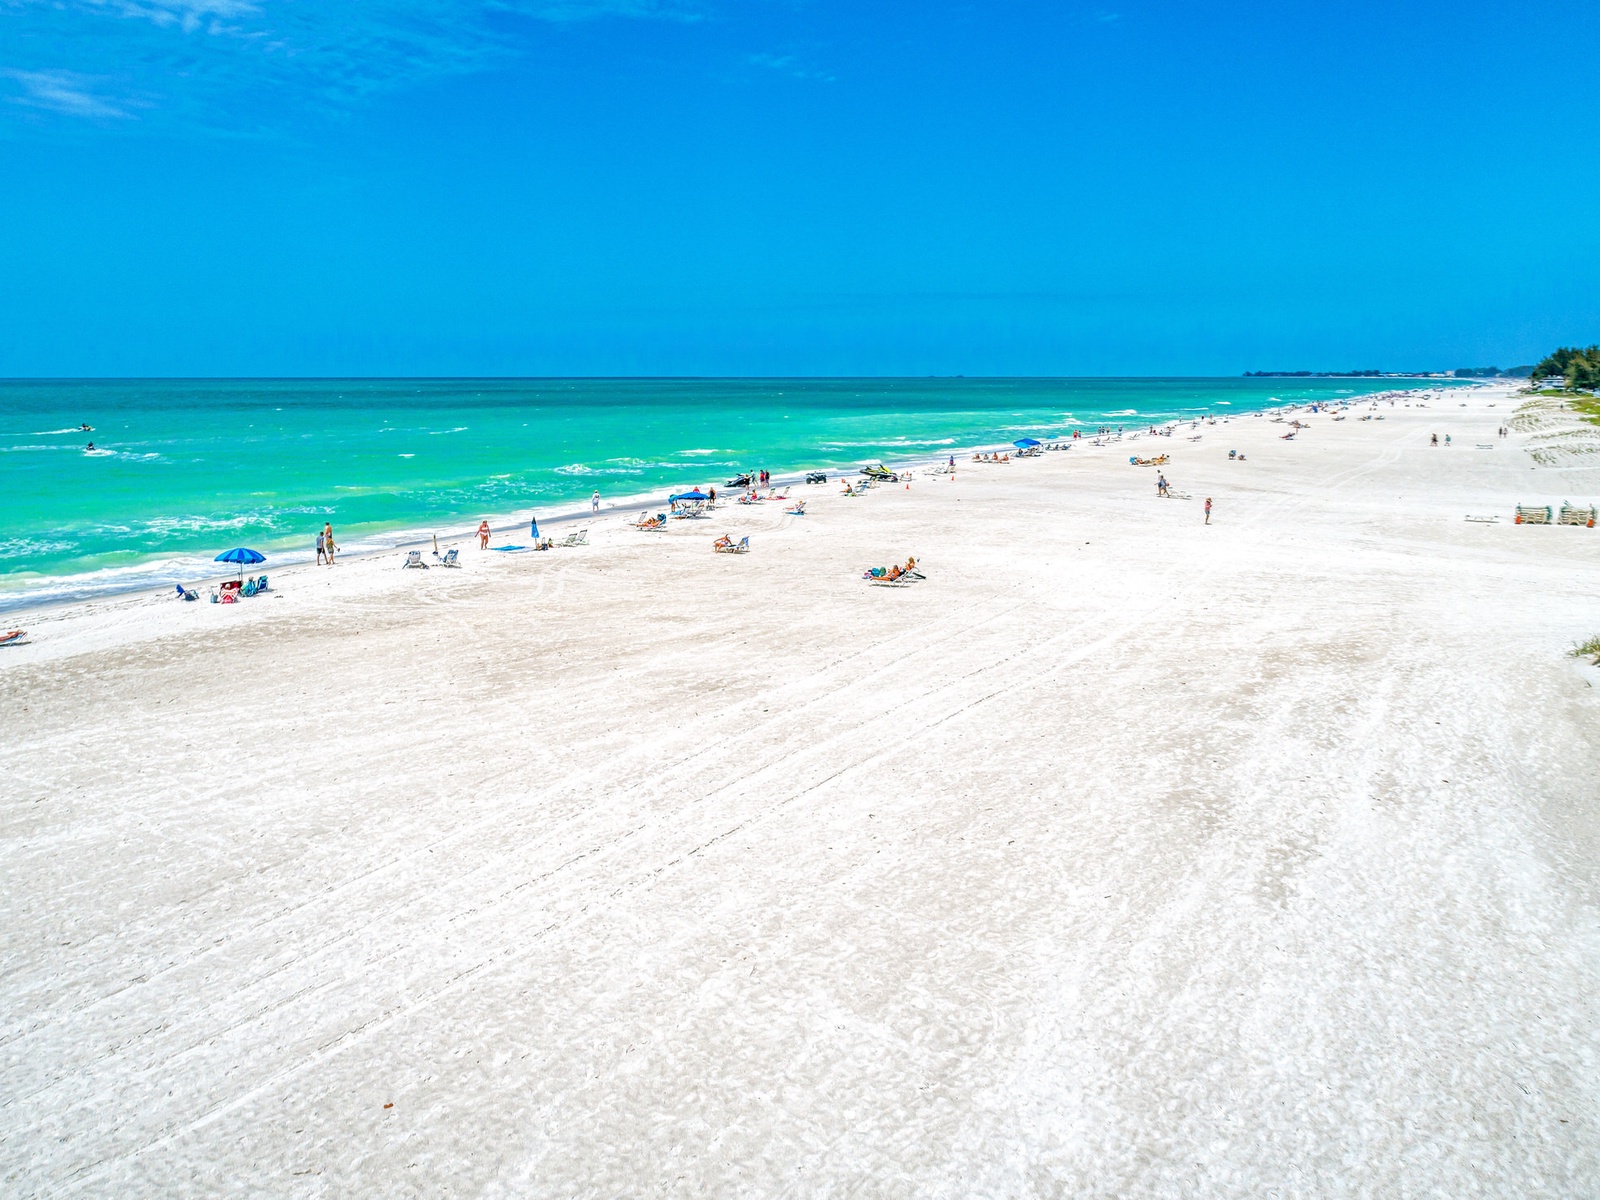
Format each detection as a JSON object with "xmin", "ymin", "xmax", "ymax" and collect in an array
[
  {"xmin": 402, "ymin": 549, "xmax": 429, "ymax": 568},
  {"xmin": 785, "ymin": 500, "xmax": 806, "ymax": 515},
  {"xmin": 558, "ymin": 529, "xmax": 588, "ymax": 547},
  {"xmin": 1558, "ymin": 503, "xmax": 1596, "ymax": 527},
  {"xmin": 0, "ymin": 629, "xmax": 27, "ymax": 646},
  {"xmin": 241, "ymin": 579, "xmax": 259, "ymax": 597},
  {"xmin": 175, "ymin": 584, "xmax": 199, "ymax": 601},
  {"xmin": 438, "ymin": 548, "xmax": 461, "ymax": 567},
  {"xmin": 256, "ymin": 575, "xmax": 268, "ymax": 591},
  {"xmin": 714, "ymin": 535, "xmax": 750, "ymax": 554},
  {"xmin": 1515, "ymin": 505, "xmax": 1553, "ymax": 525}
]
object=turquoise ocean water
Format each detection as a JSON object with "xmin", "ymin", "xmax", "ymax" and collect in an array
[{"xmin": 0, "ymin": 377, "xmax": 1456, "ymax": 612}]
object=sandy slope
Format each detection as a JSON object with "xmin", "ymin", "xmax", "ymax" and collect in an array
[{"xmin": 3, "ymin": 384, "xmax": 1599, "ymax": 1198}]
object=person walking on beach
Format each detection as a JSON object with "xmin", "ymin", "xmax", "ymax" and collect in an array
[
  {"xmin": 316, "ymin": 530, "xmax": 326, "ymax": 566},
  {"xmin": 1156, "ymin": 473, "xmax": 1169, "ymax": 498},
  {"xmin": 322, "ymin": 523, "xmax": 336, "ymax": 564},
  {"xmin": 478, "ymin": 519, "xmax": 491, "ymax": 549},
  {"xmin": 1204, "ymin": 497, "xmax": 1212, "ymax": 524},
  {"xmin": 591, "ymin": 490, "xmax": 601, "ymax": 514},
  {"xmin": 708, "ymin": 486, "xmax": 717, "ymax": 506},
  {"xmin": 1431, "ymin": 433, "xmax": 1438, "ymax": 446}
]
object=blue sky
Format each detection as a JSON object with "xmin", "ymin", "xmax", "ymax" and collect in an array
[{"xmin": 1, "ymin": 0, "xmax": 1596, "ymax": 376}]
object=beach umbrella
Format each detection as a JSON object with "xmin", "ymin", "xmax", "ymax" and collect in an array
[
  {"xmin": 672, "ymin": 490, "xmax": 710, "ymax": 502},
  {"xmin": 530, "ymin": 515, "xmax": 540, "ymax": 543},
  {"xmin": 214, "ymin": 546, "xmax": 265, "ymax": 582},
  {"xmin": 1014, "ymin": 437, "xmax": 1041, "ymax": 448}
]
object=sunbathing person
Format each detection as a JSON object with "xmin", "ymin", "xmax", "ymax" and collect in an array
[{"xmin": 713, "ymin": 535, "xmax": 733, "ymax": 550}]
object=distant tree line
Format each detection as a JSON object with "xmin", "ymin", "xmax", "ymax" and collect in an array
[
  {"xmin": 1532, "ymin": 345, "xmax": 1599, "ymax": 391},
  {"xmin": 1243, "ymin": 369, "xmax": 1384, "ymax": 377}
]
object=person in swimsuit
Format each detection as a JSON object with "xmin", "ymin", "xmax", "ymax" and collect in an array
[
  {"xmin": 316, "ymin": 531, "xmax": 326, "ymax": 565},
  {"xmin": 478, "ymin": 520, "xmax": 491, "ymax": 549},
  {"xmin": 1204, "ymin": 497, "xmax": 1212, "ymax": 525},
  {"xmin": 323, "ymin": 522, "xmax": 336, "ymax": 563}
]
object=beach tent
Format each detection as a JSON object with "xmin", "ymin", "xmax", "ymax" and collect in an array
[{"xmin": 214, "ymin": 546, "xmax": 264, "ymax": 582}]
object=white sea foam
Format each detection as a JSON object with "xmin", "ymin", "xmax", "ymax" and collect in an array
[
  {"xmin": 677, "ymin": 449, "xmax": 721, "ymax": 456},
  {"xmin": 140, "ymin": 514, "xmax": 256, "ymax": 536},
  {"xmin": 0, "ymin": 555, "xmax": 218, "ymax": 613},
  {"xmin": 0, "ymin": 537, "xmax": 79, "ymax": 557}
]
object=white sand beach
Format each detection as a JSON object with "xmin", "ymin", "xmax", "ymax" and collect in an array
[{"xmin": 4, "ymin": 384, "xmax": 1599, "ymax": 1197}]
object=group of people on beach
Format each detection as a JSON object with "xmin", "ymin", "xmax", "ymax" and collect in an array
[{"xmin": 314, "ymin": 522, "xmax": 338, "ymax": 565}]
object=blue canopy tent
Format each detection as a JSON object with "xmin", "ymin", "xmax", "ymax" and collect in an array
[{"xmin": 214, "ymin": 546, "xmax": 265, "ymax": 582}]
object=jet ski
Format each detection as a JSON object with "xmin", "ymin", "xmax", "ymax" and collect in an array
[{"xmin": 860, "ymin": 463, "xmax": 899, "ymax": 483}]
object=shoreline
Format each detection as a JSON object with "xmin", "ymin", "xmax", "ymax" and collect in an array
[{"xmin": 0, "ymin": 385, "xmax": 1475, "ymax": 625}]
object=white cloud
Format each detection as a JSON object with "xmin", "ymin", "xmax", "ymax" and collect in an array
[
  {"xmin": 747, "ymin": 50, "xmax": 834, "ymax": 83},
  {"xmin": 0, "ymin": 0, "xmax": 704, "ymax": 126},
  {"xmin": 1, "ymin": 68, "xmax": 133, "ymax": 118}
]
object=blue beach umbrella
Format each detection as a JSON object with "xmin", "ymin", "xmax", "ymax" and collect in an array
[
  {"xmin": 530, "ymin": 515, "xmax": 540, "ymax": 542},
  {"xmin": 1014, "ymin": 438, "xmax": 1041, "ymax": 449},
  {"xmin": 671, "ymin": 489, "xmax": 710, "ymax": 502},
  {"xmin": 214, "ymin": 546, "xmax": 265, "ymax": 582}
]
